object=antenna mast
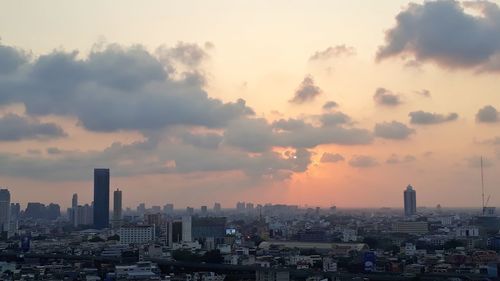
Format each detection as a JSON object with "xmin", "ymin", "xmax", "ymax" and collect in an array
[{"xmin": 481, "ymin": 156, "xmax": 485, "ymax": 215}]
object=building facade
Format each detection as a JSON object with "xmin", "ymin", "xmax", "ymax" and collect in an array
[
  {"xmin": 404, "ymin": 185, "xmax": 417, "ymax": 217},
  {"xmin": 93, "ymin": 168, "xmax": 110, "ymax": 229}
]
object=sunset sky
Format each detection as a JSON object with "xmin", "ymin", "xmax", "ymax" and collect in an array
[{"xmin": 1, "ymin": 0, "xmax": 500, "ymax": 209}]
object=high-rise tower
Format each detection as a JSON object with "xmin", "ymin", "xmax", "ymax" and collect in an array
[
  {"xmin": 93, "ymin": 169, "xmax": 110, "ymax": 229},
  {"xmin": 0, "ymin": 189, "xmax": 11, "ymax": 233},
  {"xmin": 404, "ymin": 184, "xmax": 417, "ymax": 217},
  {"xmin": 112, "ymin": 189, "xmax": 122, "ymax": 228}
]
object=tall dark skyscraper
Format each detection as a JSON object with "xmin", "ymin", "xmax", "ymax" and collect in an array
[
  {"xmin": 112, "ymin": 189, "xmax": 122, "ymax": 229},
  {"xmin": 404, "ymin": 184, "xmax": 417, "ymax": 217},
  {"xmin": 93, "ymin": 169, "xmax": 110, "ymax": 229}
]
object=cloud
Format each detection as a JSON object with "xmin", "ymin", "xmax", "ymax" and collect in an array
[
  {"xmin": 0, "ymin": 137, "xmax": 314, "ymax": 181},
  {"xmin": 289, "ymin": 75, "xmax": 322, "ymax": 104},
  {"xmin": 0, "ymin": 43, "xmax": 253, "ymax": 133},
  {"xmin": 309, "ymin": 45, "xmax": 356, "ymax": 61},
  {"xmin": 0, "ymin": 114, "xmax": 66, "ymax": 141},
  {"xmin": 348, "ymin": 155, "xmax": 378, "ymax": 168},
  {"xmin": 0, "ymin": 44, "xmax": 28, "ymax": 74},
  {"xmin": 373, "ymin": 87, "xmax": 401, "ymax": 106},
  {"xmin": 180, "ymin": 131, "xmax": 223, "ymax": 149},
  {"xmin": 322, "ymin": 101, "xmax": 339, "ymax": 111},
  {"xmin": 225, "ymin": 114, "xmax": 372, "ymax": 152},
  {"xmin": 319, "ymin": 112, "xmax": 351, "ymax": 126},
  {"xmin": 377, "ymin": 0, "xmax": 500, "ymax": 72},
  {"xmin": 320, "ymin": 153, "xmax": 345, "ymax": 163},
  {"xmin": 157, "ymin": 41, "xmax": 209, "ymax": 68},
  {"xmin": 386, "ymin": 154, "xmax": 416, "ymax": 164},
  {"xmin": 409, "ymin": 110, "xmax": 458, "ymax": 125},
  {"xmin": 415, "ymin": 89, "xmax": 431, "ymax": 98},
  {"xmin": 374, "ymin": 121, "xmax": 415, "ymax": 140},
  {"xmin": 476, "ymin": 105, "xmax": 499, "ymax": 123}
]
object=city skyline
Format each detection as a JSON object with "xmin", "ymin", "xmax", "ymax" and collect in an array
[{"xmin": 1, "ymin": 0, "xmax": 500, "ymax": 208}]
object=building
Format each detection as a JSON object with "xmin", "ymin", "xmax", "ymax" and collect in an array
[
  {"xmin": 163, "ymin": 203, "xmax": 174, "ymax": 214},
  {"xmin": 0, "ymin": 189, "xmax": 11, "ymax": 234},
  {"xmin": 71, "ymin": 194, "xmax": 78, "ymax": 226},
  {"xmin": 213, "ymin": 202, "xmax": 221, "ymax": 213},
  {"xmin": 404, "ymin": 184, "xmax": 417, "ymax": 217},
  {"xmin": 118, "ymin": 225, "xmax": 155, "ymax": 245},
  {"xmin": 112, "ymin": 189, "xmax": 122, "ymax": 229},
  {"xmin": 393, "ymin": 221, "xmax": 429, "ymax": 235},
  {"xmin": 256, "ymin": 269, "xmax": 290, "ymax": 281},
  {"xmin": 93, "ymin": 168, "xmax": 110, "ymax": 229},
  {"xmin": 200, "ymin": 205, "xmax": 208, "ymax": 216},
  {"xmin": 192, "ymin": 217, "xmax": 226, "ymax": 245},
  {"xmin": 76, "ymin": 204, "xmax": 93, "ymax": 226},
  {"xmin": 182, "ymin": 216, "xmax": 192, "ymax": 242}
]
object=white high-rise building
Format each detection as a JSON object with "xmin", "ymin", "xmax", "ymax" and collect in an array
[
  {"xmin": 0, "ymin": 189, "xmax": 11, "ymax": 233},
  {"xmin": 404, "ymin": 185, "xmax": 417, "ymax": 217}
]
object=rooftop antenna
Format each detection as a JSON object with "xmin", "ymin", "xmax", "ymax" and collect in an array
[{"xmin": 481, "ymin": 156, "xmax": 485, "ymax": 215}]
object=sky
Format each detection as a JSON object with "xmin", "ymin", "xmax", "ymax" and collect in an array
[{"xmin": 1, "ymin": 0, "xmax": 500, "ymax": 209}]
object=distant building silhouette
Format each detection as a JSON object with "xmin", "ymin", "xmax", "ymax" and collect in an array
[
  {"xmin": 71, "ymin": 193, "xmax": 78, "ymax": 226},
  {"xmin": 93, "ymin": 168, "xmax": 110, "ymax": 229},
  {"xmin": 404, "ymin": 184, "xmax": 417, "ymax": 217},
  {"xmin": 112, "ymin": 189, "xmax": 122, "ymax": 229},
  {"xmin": 0, "ymin": 189, "xmax": 11, "ymax": 234}
]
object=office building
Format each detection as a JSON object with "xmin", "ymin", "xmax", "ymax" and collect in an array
[
  {"xmin": 0, "ymin": 189, "xmax": 11, "ymax": 233},
  {"xmin": 113, "ymin": 189, "xmax": 122, "ymax": 229},
  {"xmin": 182, "ymin": 216, "xmax": 192, "ymax": 242},
  {"xmin": 118, "ymin": 225, "xmax": 155, "ymax": 245},
  {"xmin": 93, "ymin": 168, "xmax": 110, "ymax": 229},
  {"xmin": 404, "ymin": 184, "xmax": 417, "ymax": 217}
]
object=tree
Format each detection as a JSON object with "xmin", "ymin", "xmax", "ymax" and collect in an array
[
  {"xmin": 201, "ymin": 250, "xmax": 224, "ymax": 264},
  {"xmin": 107, "ymin": 234, "xmax": 120, "ymax": 241}
]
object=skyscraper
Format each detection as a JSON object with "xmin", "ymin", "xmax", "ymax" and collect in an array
[
  {"xmin": 404, "ymin": 184, "xmax": 417, "ymax": 217},
  {"xmin": 0, "ymin": 189, "xmax": 11, "ymax": 233},
  {"xmin": 71, "ymin": 193, "xmax": 78, "ymax": 227},
  {"xmin": 93, "ymin": 168, "xmax": 110, "ymax": 229},
  {"xmin": 113, "ymin": 189, "xmax": 122, "ymax": 229}
]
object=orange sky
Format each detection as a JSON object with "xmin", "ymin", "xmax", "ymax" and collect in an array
[{"xmin": 0, "ymin": 0, "xmax": 500, "ymax": 209}]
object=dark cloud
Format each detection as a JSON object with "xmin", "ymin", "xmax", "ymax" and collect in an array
[
  {"xmin": 386, "ymin": 154, "xmax": 416, "ymax": 164},
  {"xmin": 289, "ymin": 75, "xmax": 322, "ymax": 104},
  {"xmin": 348, "ymin": 155, "xmax": 378, "ymax": 168},
  {"xmin": 157, "ymin": 41, "xmax": 209, "ymax": 67},
  {"xmin": 0, "ymin": 43, "xmax": 253, "ymax": 132},
  {"xmin": 373, "ymin": 88, "xmax": 401, "ymax": 106},
  {"xmin": 322, "ymin": 101, "xmax": 339, "ymax": 111},
  {"xmin": 225, "ymin": 115, "xmax": 372, "ymax": 152},
  {"xmin": 309, "ymin": 45, "xmax": 356, "ymax": 61},
  {"xmin": 0, "ymin": 114, "xmax": 66, "ymax": 141},
  {"xmin": 0, "ymin": 138, "xmax": 312, "ymax": 181},
  {"xmin": 476, "ymin": 105, "xmax": 499, "ymax": 123},
  {"xmin": 374, "ymin": 121, "xmax": 415, "ymax": 140},
  {"xmin": 180, "ymin": 132, "xmax": 223, "ymax": 149},
  {"xmin": 409, "ymin": 110, "xmax": 458, "ymax": 125},
  {"xmin": 377, "ymin": 0, "xmax": 500, "ymax": 72},
  {"xmin": 320, "ymin": 112, "xmax": 351, "ymax": 126},
  {"xmin": 320, "ymin": 153, "xmax": 344, "ymax": 163},
  {"xmin": 0, "ymin": 45, "xmax": 28, "ymax": 74}
]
